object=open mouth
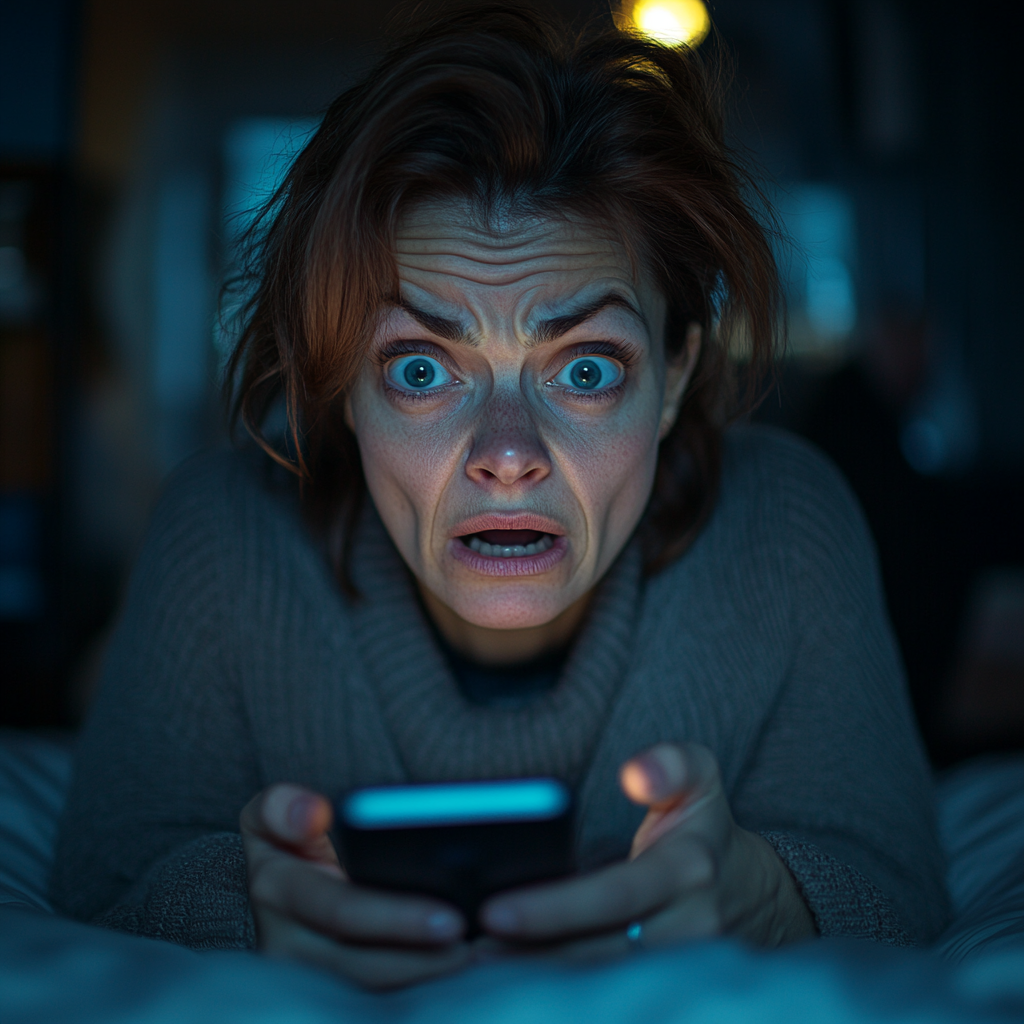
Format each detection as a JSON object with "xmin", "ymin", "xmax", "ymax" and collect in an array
[
  {"xmin": 449, "ymin": 515, "xmax": 569, "ymax": 577},
  {"xmin": 461, "ymin": 529, "xmax": 556, "ymax": 559}
]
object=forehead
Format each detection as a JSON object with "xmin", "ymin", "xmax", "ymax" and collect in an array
[{"xmin": 393, "ymin": 200, "xmax": 642, "ymax": 308}]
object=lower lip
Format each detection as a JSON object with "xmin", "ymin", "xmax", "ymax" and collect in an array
[{"xmin": 449, "ymin": 535, "xmax": 569, "ymax": 577}]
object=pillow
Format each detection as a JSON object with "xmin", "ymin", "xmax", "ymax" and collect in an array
[
  {"xmin": 0, "ymin": 729, "xmax": 73, "ymax": 912},
  {"xmin": 935, "ymin": 755, "xmax": 1024, "ymax": 962}
]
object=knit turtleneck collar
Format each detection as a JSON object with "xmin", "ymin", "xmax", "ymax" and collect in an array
[{"xmin": 347, "ymin": 507, "xmax": 643, "ymax": 785}]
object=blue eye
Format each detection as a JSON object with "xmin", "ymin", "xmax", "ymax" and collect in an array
[
  {"xmin": 387, "ymin": 354, "xmax": 453, "ymax": 392},
  {"xmin": 551, "ymin": 356, "xmax": 624, "ymax": 392}
]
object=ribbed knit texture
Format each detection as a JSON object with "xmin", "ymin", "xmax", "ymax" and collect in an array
[{"xmin": 50, "ymin": 426, "xmax": 950, "ymax": 948}]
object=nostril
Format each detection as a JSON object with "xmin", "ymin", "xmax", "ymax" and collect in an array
[{"xmin": 466, "ymin": 432, "xmax": 551, "ymax": 486}]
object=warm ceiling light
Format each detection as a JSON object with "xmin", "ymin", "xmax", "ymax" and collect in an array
[{"xmin": 627, "ymin": 0, "xmax": 711, "ymax": 48}]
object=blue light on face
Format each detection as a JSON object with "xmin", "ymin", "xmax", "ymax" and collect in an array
[{"xmin": 344, "ymin": 778, "xmax": 570, "ymax": 828}]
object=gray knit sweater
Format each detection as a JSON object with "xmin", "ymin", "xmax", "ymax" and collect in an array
[{"xmin": 50, "ymin": 426, "xmax": 949, "ymax": 948}]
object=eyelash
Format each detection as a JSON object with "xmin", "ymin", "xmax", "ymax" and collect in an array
[{"xmin": 375, "ymin": 339, "xmax": 451, "ymax": 366}]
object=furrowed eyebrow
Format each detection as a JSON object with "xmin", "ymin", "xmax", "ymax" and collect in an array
[
  {"xmin": 398, "ymin": 302, "xmax": 474, "ymax": 344},
  {"xmin": 394, "ymin": 292, "xmax": 645, "ymax": 347},
  {"xmin": 532, "ymin": 293, "xmax": 647, "ymax": 345}
]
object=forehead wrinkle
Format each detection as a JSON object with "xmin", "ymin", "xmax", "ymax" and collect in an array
[
  {"xmin": 392, "ymin": 215, "xmax": 648, "ymax": 350},
  {"xmin": 396, "ymin": 207, "xmax": 605, "ymax": 251},
  {"xmin": 394, "ymin": 237, "xmax": 553, "ymax": 256},
  {"xmin": 395, "ymin": 247, "xmax": 620, "ymax": 275},
  {"xmin": 395, "ymin": 227, "xmax": 624, "ymax": 266},
  {"xmin": 396, "ymin": 255, "xmax": 635, "ymax": 295}
]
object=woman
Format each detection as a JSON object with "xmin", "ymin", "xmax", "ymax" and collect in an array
[{"xmin": 51, "ymin": 3, "xmax": 948, "ymax": 990}]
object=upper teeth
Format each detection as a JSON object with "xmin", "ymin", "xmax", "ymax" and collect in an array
[{"xmin": 467, "ymin": 534, "xmax": 555, "ymax": 558}]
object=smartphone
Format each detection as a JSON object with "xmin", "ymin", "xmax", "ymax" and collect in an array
[{"xmin": 333, "ymin": 777, "xmax": 574, "ymax": 930}]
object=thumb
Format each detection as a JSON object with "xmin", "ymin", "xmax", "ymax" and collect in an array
[
  {"xmin": 620, "ymin": 743, "xmax": 720, "ymax": 808},
  {"xmin": 619, "ymin": 743, "xmax": 723, "ymax": 856},
  {"xmin": 620, "ymin": 743, "xmax": 687, "ymax": 810},
  {"xmin": 240, "ymin": 784, "xmax": 338, "ymax": 867}
]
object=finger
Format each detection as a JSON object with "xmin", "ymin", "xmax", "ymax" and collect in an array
[
  {"xmin": 240, "ymin": 785, "xmax": 338, "ymax": 866},
  {"xmin": 626, "ymin": 889, "xmax": 724, "ymax": 947},
  {"xmin": 240, "ymin": 784, "xmax": 333, "ymax": 843},
  {"xmin": 649, "ymin": 896, "xmax": 723, "ymax": 941},
  {"xmin": 334, "ymin": 937, "xmax": 471, "ymax": 990},
  {"xmin": 260, "ymin": 907, "xmax": 471, "ymax": 990},
  {"xmin": 522, "ymin": 891, "xmax": 724, "ymax": 965},
  {"xmin": 252, "ymin": 855, "xmax": 465, "ymax": 946},
  {"xmin": 619, "ymin": 743, "xmax": 720, "ymax": 810},
  {"xmin": 480, "ymin": 838, "xmax": 713, "ymax": 941}
]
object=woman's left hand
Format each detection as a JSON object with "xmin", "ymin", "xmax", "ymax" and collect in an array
[{"xmin": 477, "ymin": 743, "xmax": 815, "ymax": 961}]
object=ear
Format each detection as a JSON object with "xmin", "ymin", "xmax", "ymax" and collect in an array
[{"xmin": 658, "ymin": 321, "xmax": 702, "ymax": 440}]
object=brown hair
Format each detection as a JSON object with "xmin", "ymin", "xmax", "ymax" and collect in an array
[{"xmin": 226, "ymin": 1, "xmax": 781, "ymax": 590}]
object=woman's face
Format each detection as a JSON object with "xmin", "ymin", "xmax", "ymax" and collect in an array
[{"xmin": 347, "ymin": 200, "xmax": 696, "ymax": 634}]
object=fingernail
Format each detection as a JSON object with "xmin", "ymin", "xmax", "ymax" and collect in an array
[
  {"xmin": 286, "ymin": 794, "xmax": 315, "ymax": 835},
  {"xmin": 426, "ymin": 910, "xmax": 460, "ymax": 939},
  {"xmin": 483, "ymin": 904, "xmax": 519, "ymax": 933},
  {"xmin": 637, "ymin": 753, "xmax": 669, "ymax": 799}
]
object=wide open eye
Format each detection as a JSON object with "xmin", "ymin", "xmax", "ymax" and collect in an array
[
  {"xmin": 386, "ymin": 354, "xmax": 454, "ymax": 392},
  {"xmin": 550, "ymin": 355, "xmax": 624, "ymax": 392}
]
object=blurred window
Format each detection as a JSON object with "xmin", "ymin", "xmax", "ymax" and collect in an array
[
  {"xmin": 217, "ymin": 118, "xmax": 320, "ymax": 365},
  {"xmin": 222, "ymin": 117, "xmax": 320, "ymax": 246},
  {"xmin": 775, "ymin": 184, "xmax": 858, "ymax": 359}
]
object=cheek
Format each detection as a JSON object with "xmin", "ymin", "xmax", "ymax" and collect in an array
[
  {"xmin": 349, "ymin": 383, "xmax": 466, "ymax": 531},
  {"xmin": 553, "ymin": 400, "xmax": 661, "ymax": 539}
]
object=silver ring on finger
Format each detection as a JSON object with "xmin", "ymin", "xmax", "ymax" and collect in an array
[{"xmin": 625, "ymin": 919, "xmax": 645, "ymax": 953}]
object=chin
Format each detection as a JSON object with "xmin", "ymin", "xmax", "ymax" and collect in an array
[{"xmin": 445, "ymin": 584, "xmax": 574, "ymax": 631}]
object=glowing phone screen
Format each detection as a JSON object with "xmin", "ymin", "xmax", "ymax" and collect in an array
[{"xmin": 342, "ymin": 778, "xmax": 570, "ymax": 829}]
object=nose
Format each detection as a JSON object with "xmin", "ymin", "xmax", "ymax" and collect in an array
[{"xmin": 465, "ymin": 395, "xmax": 551, "ymax": 489}]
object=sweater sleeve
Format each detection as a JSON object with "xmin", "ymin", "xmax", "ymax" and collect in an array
[
  {"xmin": 758, "ymin": 831, "xmax": 912, "ymax": 944},
  {"xmin": 50, "ymin": 455, "xmax": 261, "ymax": 949},
  {"xmin": 728, "ymin": 433, "xmax": 950, "ymax": 945}
]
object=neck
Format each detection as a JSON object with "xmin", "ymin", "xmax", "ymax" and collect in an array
[{"xmin": 417, "ymin": 585, "xmax": 593, "ymax": 666}]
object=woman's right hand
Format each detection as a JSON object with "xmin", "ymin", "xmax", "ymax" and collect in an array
[{"xmin": 240, "ymin": 784, "xmax": 472, "ymax": 989}]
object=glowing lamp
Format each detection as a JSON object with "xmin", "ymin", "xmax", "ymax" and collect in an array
[{"xmin": 626, "ymin": 0, "xmax": 711, "ymax": 48}]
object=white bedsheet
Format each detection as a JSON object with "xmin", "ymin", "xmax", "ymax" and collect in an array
[{"xmin": 1, "ymin": 730, "xmax": 1022, "ymax": 1023}]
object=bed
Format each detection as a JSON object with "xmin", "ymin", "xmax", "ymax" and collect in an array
[{"xmin": 2, "ymin": 729, "xmax": 1022, "ymax": 1023}]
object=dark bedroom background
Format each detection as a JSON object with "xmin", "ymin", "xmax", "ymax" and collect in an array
[{"xmin": 1, "ymin": 0, "xmax": 1022, "ymax": 766}]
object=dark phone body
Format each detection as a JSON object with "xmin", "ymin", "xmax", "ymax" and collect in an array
[{"xmin": 334, "ymin": 779, "xmax": 575, "ymax": 931}]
